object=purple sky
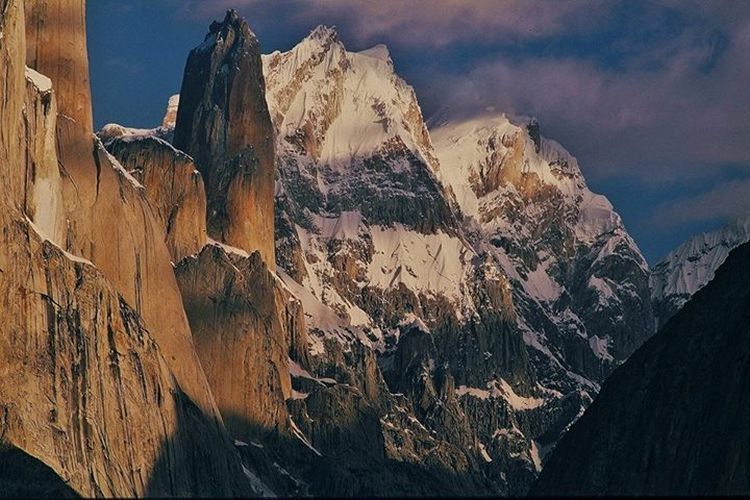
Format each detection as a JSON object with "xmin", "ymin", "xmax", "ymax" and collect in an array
[{"xmin": 87, "ymin": 0, "xmax": 750, "ymax": 262}]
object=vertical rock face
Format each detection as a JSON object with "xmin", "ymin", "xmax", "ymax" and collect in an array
[
  {"xmin": 22, "ymin": 0, "xmax": 221, "ymax": 421},
  {"xmin": 25, "ymin": 0, "xmax": 93, "ymax": 133},
  {"xmin": 0, "ymin": 214, "xmax": 249, "ymax": 497},
  {"xmin": 173, "ymin": 9, "xmax": 276, "ymax": 269},
  {"xmin": 103, "ymin": 135, "xmax": 208, "ymax": 262},
  {"xmin": 533, "ymin": 241, "xmax": 750, "ymax": 496},
  {"xmin": 57, "ymin": 138, "xmax": 221, "ymax": 417},
  {"xmin": 175, "ymin": 243, "xmax": 307, "ymax": 440},
  {"xmin": 0, "ymin": 1, "xmax": 252, "ymax": 496},
  {"xmin": 0, "ymin": 0, "xmax": 26, "ymax": 200}
]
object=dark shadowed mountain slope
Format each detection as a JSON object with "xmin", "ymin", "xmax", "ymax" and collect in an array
[{"xmin": 532, "ymin": 241, "xmax": 750, "ymax": 496}]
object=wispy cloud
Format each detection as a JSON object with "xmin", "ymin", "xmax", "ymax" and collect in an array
[
  {"xmin": 175, "ymin": 0, "xmax": 606, "ymax": 46},
  {"xmin": 174, "ymin": 1, "xmax": 750, "ymax": 183},
  {"xmin": 651, "ymin": 177, "xmax": 750, "ymax": 228},
  {"xmin": 416, "ymin": 2, "xmax": 750, "ymax": 182}
]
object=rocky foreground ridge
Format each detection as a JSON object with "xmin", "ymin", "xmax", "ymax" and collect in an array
[{"xmin": 1, "ymin": 4, "xmax": 664, "ymax": 497}]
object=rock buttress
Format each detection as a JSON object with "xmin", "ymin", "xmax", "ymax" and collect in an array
[{"xmin": 174, "ymin": 10, "xmax": 276, "ymax": 269}]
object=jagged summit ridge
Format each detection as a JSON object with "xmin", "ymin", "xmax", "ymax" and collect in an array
[
  {"xmin": 305, "ymin": 24, "xmax": 341, "ymax": 45},
  {"xmin": 263, "ymin": 26, "xmax": 431, "ymax": 170},
  {"xmin": 203, "ymin": 8, "xmax": 260, "ymax": 47},
  {"xmin": 432, "ymin": 113, "xmax": 652, "ymax": 369}
]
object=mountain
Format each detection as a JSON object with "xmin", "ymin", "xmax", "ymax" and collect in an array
[
  {"xmin": 261, "ymin": 26, "xmax": 654, "ymax": 494},
  {"xmin": 1, "ymin": 3, "xmax": 659, "ymax": 495},
  {"xmin": 651, "ymin": 214, "xmax": 750, "ymax": 328},
  {"xmin": 532, "ymin": 240, "xmax": 750, "ymax": 495},
  {"xmin": 432, "ymin": 114, "xmax": 654, "ymax": 377},
  {"xmin": 100, "ymin": 12, "xmax": 311, "ymax": 493},
  {"xmin": 263, "ymin": 26, "xmax": 524, "ymax": 495},
  {"xmin": 174, "ymin": 10, "xmax": 276, "ymax": 269}
]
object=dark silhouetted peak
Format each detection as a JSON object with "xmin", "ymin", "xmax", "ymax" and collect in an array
[
  {"xmin": 527, "ymin": 117, "xmax": 541, "ymax": 153},
  {"xmin": 533, "ymin": 241, "xmax": 750, "ymax": 495},
  {"xmin": 204, "ymin": 8, "xmax": 258, "ymax": 47}
]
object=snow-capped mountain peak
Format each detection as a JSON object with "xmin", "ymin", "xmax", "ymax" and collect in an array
[
  {"xmin": 262, "ymin": 29, "xmax": 434, "ymax": 171},
  {"xmin": 431, "ymin": 113, "xmax": 643, "ymax": 258},
  {"xmin": 432, "ymin": 112, "xmax": 652, "ymax": 368},
  {"xmin": 651, "ymin": 214, "xmax": 750, "ymax": 326}
]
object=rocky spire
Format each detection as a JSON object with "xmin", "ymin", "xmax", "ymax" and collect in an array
[
  {"xmin": 25, "ymin": 0, "xmax": 93, "ymax": 133},
  {"xmin": 174, "ymin": 9, "xmax": 276, "ymax": 270},
  {"xmin": 527, "ymin": 117, "xmax": 541, "ymax": 153}
]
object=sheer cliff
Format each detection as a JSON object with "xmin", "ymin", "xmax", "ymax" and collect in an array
[{"xmin": 0, "ymin": 1, "xmax": 255, "ymax": 496}]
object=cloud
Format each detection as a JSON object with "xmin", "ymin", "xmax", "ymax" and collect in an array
[
  {"xmin": 172, "ymin": 1, "xmax": 750, "ymax": 184},
  {"xmin": 417, "ymin": 3, "xmax": 750, "ymax": 181},
  {"xmin": 651, "ymin": 177, "xmax": 750, "ymax": 228},
  {"xmin": 175, "ymin": 0, "xmax": 606, "ymax": 46}
]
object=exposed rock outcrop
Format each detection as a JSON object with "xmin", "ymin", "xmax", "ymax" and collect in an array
[
  {"xmin": 0, "ymin": 211, "xmax": 249, "ymax": 497},
  {"xmin": 173, "ymin": 10, "xmax": 276, "ymax": 269},
  {"xmin": 0, "ymin": 2, "xmax": 254, "ymax": 496},
  {"xmin": 175, "ymin": 243, "xmax": 309, "ymax": 440},
  {"xmin": 23, "ymin": 0, "xmax": 220, "ymax": 420},
  {"xmin": 533, "ymin": 241, "xmax": 750, "ymax": 495},
  {"xmin": 269, "ymin": 314, "xmax": 494, "ymax": 497},
  {"xmin": 104, "ymin": 135, "xmax": 208, "ymax": 262}
]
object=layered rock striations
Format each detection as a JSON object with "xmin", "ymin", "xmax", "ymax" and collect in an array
[
  {"xmin": 533, "ymin": 241, "xmax": 750, "ymax": 496},
  {"xmin": 173, "ymin": 10, "xmax": 276, "ymax": 269}
]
